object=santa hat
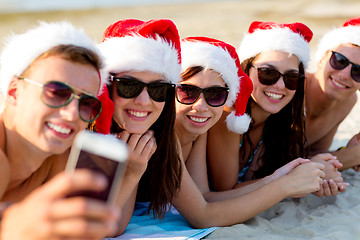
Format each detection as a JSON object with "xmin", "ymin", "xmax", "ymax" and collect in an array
[
  {"xmin": 238, "ymin": 21, "xmax": 313, "ymax": 68},
  {"xmin": 314, "ymin": 17, "xmax": 360, "ymax": 65},
  {"xmin": 0, "ymin": 21, "xmax": 104, "ymax": 97},
  {"xmin": 95, "ymin": 19, "xmax": 181, "ymax": 134},
  {"xmin": 181, "ymin": 37, "xmax": 253, "ymax": 134}
]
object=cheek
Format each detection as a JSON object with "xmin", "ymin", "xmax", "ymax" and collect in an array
[
  {"xmin": 153, "ymin": 101, "xmax": 166, "ymax": 118},
  {"xmin": 212, "ymin": 107, "xmax": 224, "ymax": 124}
]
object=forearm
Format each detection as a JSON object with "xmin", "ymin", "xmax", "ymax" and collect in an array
[
  {"xmin": 332, "ymin": 146, "xmax": 360, "ymax": 171},
  {"xmin": 204, "ymin": 176, "xmax": 272, "ymax": 202},
  {"xmin": 176, "ymin": 178, "xmax": 289, "ymax": 228},
  {"xmin": 113, "ymin": 186, "xmax": 138, "ymax": 236}
]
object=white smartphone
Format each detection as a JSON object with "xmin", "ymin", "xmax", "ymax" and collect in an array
[{"xmin": 65, "ymin": 130, "xmax": 128, "ymax": 205}]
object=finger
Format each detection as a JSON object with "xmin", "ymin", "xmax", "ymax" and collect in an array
[
  {"xmin": 39, "ymin": 170, "xmax": 107, "ymax": 200},
  {"xmin": 133, "ymin": 131, "xmax": 154, "ymax": 153},
  {"xmin": 328, "ymin": 179, "xmax": 339, "ymax": 196},
  {"xmin": 320, "ymin": 153, "xmax": 337, "ymax": 160},
  {"xmin": 49, "ymin": 198, "xmax": 118, "ymax": 221},
  {"xmin": 285, "ymin": 158, "xmax": 310, "ymax": 170},
  {"xmin": 117, "ymin": 130, "xmax": 131, "ymax": 142},
  {"xmin": 327, "ymin": 159, "xmax": 343, "ymax": 168},
  {"xmin": 314, "ymin": 187, "xmax": 324, "ymax": 197},
  {"xmin": 322, "ymin": 180, "xmax": 332, "ymax": 197},
  {"xmin": 52, "ymin": 217, "xmax": 116, "ymax": 239},
  {"xmin": 332, "ymin": 176, "xmax": 344, "ymax": 183},
  {"xmin": 140, "ymin": 137, "xmax": 157, "ymax": 159},
  {"xmin": 125, "ymin": 133, "xmax": 143, "ymax": 150}
]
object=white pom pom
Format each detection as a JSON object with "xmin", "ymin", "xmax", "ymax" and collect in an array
[{"xmin": 225, "ymin": 111, "xmax": 251, "ymax": 134}]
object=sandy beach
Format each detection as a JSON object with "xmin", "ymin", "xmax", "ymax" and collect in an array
[{"xmin": 1, "ymin": 0, "xmax": 360, "ymax": 239}]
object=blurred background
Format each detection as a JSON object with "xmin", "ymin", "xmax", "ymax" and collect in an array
[{"xmin": 0, "ymin": 0, "xmax": 359, "ymax": 148}]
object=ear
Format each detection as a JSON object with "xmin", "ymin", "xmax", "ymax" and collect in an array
[{"xmin": 6, "ymin": 76, "xmax": 20, "ymax": 105}]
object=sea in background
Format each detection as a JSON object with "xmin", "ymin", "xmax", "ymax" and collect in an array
[
  {"xmin": 0, "ymin": 0, "xmax": 359, "ymax": 149},
  {"xmin": 0, "ymin": 0, "xmax": 220, "ymax": 13}
]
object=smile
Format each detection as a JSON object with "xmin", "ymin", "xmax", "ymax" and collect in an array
[
  {"xmin": 188, "ymin": 116, "xmax": 209, "ymax": 123},
  {"xmin": 47, "ymin": 122, "xmax": 71, "ymax": 134},
  {"xmin": 331, "ymin": 78, "xmax": 347, "ymax": 89},
  {"xmin": 264, "ymin": 91, "xmax": 283, "ymax": 100},
  {"xmin": 128, "ymin": 110, "xmax": 149, "ymax": 117}
]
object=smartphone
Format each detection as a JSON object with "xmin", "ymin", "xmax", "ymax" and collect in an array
[{"xmin": 65, "ymin": 130, "xmax": 128, "ymax": 205}]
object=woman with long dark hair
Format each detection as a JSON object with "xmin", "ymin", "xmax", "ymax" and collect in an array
[{"xmin": 208, "ymin": 21, "xmax": 345, "ymax": 195}]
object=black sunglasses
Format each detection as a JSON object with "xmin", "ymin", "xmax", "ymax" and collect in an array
[
  {"xmin": 329, "ymin": 51, "xmax": 360, "ymax": 82},
  {"xmin": 176, "ymin": 84, "xmax": 229, "ymax": 107},
  {"xmin": 19, "ymin": 77, "xmax": 102, "ymax": 123},
  {"xmin": 251, "ymin": 65, "xmax": 304, "ymax": 90},
  {"xmin": 111, "ymin": 76, "xmax": 175, "ymax": 102}
]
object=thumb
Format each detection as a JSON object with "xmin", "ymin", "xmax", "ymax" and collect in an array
[{"xmin": 38, "ymin": 170, "xmax": 107, "ymax": 200}]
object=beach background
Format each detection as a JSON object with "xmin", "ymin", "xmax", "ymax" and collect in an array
[{"xmin": 1, "ymin": 0, "xmax": 360, "ymax": 239}]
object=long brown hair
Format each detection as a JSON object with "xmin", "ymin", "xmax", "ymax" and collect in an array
[
  {"xmin": 107, "ymin": 83, "xmax": 182, "ymax": 218},
  {"xmin": 241, "ymin": 56, "xmax": 307, "ymax": 179}
]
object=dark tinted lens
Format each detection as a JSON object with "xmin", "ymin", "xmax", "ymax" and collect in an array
[
  {"xmin": 330, "ymin": 52, "xmax": 349, "ymax": 70},
  {"xmin": 283, "ymin": 72, "xmax": 302, "ymax": 90},
  {"xmin": 176, "ymin": 85, "xmax": 201, "ymax": 104},
  {"xmin": 115, "ymin": 78, "xmax": 144, "ymax": 98},
  {"xmin": 257, "ymin": 68, "xmax": 281, "ymax": 85},
  {"xmin": 351, "ymin": 64, "xmax": 360, "ymax": 82},
  {"xmin": 204, "ymin": 87, "xmax": 229, "ymax": 107},
  {"xmin": 42, "ymin": 81, "xmax": 73, "ymax": 107},
  {"xmin": 78, "ymin": 95, "xmax": 102, "ymax": 122},
  {"xmin": 147, "ymin": 83, "xmax": 172, "ymax": 102}
]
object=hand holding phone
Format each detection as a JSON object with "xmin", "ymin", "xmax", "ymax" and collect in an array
[{"xmin": 66, "ymin": 130, "xmax": 128, "ymax": 205}]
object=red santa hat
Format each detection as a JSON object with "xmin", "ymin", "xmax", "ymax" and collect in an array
[
  {"xmin": 0, "ymin": 21, "xmax": 104, "ymax": 97},
  {"xmin": 181, "ymin": 37, "xmax": 253, "ymax": 134},
  {"xmin": 95, "ymin": 19, "xmax": 181, "ymax": 134},
  {"xmin": 314, "ymin": 17, "xmax": 360, "ymax": 65},
  {"xmin": 238, "ymin": 21, "xmax": 313, "ymax": 68}
]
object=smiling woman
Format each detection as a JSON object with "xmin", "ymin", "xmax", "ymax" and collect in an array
[{"xmin": 207, "ymin": 21, "xmax": 345, "ymax": 197}]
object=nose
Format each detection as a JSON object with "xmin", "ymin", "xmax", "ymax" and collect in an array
[
  {"xmin": 59, "ymin": 97, "xmax": 79, "ymax": 122},
  {"xmin": 338, "ymin": 64, "xmax": 352, "ymax": 79},
  {"xmin": 133, "ymin": 88, "xmax": 152, "ymax": 106},
  {"xmin": 273, "ymin": 76, "xmax": 286, "ymax": 89},
  {"xmin": 192, "ymin": 93, "xmax": 209, "ymax": 111}
]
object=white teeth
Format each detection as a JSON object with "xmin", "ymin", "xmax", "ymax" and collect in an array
[
  {"xmin": 265, "ymin": 92, "xmax": 283, "ymax": 100},
  {"xmin": 47, "ymin": 122, "xmax": 71, "ymax": 134},
  {"xmin": 332, "ymin": 79, "xmax": 346, "ymax": 88},
  {"xmin": 189, "ymin": 116, "xmax": 208, "ymax": 123},
  {"xmin": 128, "ymin": 110, "xmax": 148, "ymax": 117}
]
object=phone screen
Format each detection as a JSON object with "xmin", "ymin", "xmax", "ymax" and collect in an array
[{"xmin": 68, "ymin": 149, "xmax": 125, "ymax": 201}]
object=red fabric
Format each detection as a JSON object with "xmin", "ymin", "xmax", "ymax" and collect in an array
[
  {"xmin": 343, "ymin": 17, "xmax": 360, "ymax": 27},
  {"xmin": 182, "ymin": 36, "xmax": 253, "ymax": 117},
  {"xmin": 103, "ymin": 19, "xmax": 181, "ymax": 63},
  {"xmin": 95, "ymin": 87, "xmax": 114, "ymax": 134},
  {"xmin": 248, "ymin": 21, "xmax": 313, "ymax": 43}
]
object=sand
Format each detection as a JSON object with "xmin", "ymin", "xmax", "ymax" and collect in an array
[{"xmin": 1, "ymin": 0, "xmax": 360, "ymax": 238}]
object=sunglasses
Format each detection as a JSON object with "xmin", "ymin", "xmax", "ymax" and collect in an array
[
  {"xmin": 251, "ymin": 65, "xmax": 304, "ymax": 90},
  {"xmin": 176, "ymin": 84, "xmax": 229, "ymax": 107},
  {"xmin": 19, "ymin": 77, "xmax": 102, "ymax": 123},
  {"xmin": 329, "ymin": 51, "xmax": 360, "ymax": 82},
  {"xmin": 111, "ymin": 76, "xmax": 175, "ymax": 102}
]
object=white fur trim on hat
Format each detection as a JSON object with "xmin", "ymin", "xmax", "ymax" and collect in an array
[
  {"xmin": 0, "ymin": 21, "xmax": 105, "ymax": 96},
  {"xmin": 238, "ymin": 27, "xmax": 310, "ymax": 68},
  {"xmin": 314, "ymin": 25, "xmax": 360, "ymax": 64},
  {"xmin": 181, "ymin": 40, "xmax": 239, "ymax": 107},
  {"xmin": 98, "ymin": 35, "xmax": 181, "ymax": 84},
  {"xmin": 226, "ymin": 111, "xmax": 251, "ymax": 134}
]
